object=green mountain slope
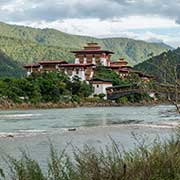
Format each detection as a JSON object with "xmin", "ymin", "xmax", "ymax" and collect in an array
[
  {"xmin": 0, "ymin": 22, "xmax": 172, "ymax": 66},
  {"xmin": 134, "ymin": 48, "xmax": 180, "ymax": 83},
  {"xmin": 0, "ymin": 36, "xmax": 76, "ymax": 64},
  {"xmin": 100, "ymin": 38, "xmax": 171, "ymax": 64},
  {"xmin": 0, "ymin": 50, "xmax": 25, "ymax": 77}
]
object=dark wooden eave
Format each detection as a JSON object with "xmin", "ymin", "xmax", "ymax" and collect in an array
[
  {"xmin": 38, "ymin": 60, "xmax": 68, "ymax": 64},
  {"xmin": 71, "ymin": 50, "xmax": 114, "ymax": 54},
  {"xmin": 59, "ymin": 63, "xmax": 96, "ymax": 68},
  {"xmin": 24, "ymin": 64, "xmax": 40, "ymax": 68}
]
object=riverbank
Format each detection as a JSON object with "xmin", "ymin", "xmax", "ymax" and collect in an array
[{"xmin": 0, "ymin": 99, "xmax": 171, "ymax": 110}]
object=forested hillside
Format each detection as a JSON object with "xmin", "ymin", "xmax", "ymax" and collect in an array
[
  {"xmin": 0, "ymin": 22, "xmax": 171, "ymax": 66},
  {"xmin": 0, "ymin": 36, "xmax": 76, "ymax": 64},
  {"xmin": 0, "ymin": 50, "xmax": 24, "ymax": 77},
  {"xmin": 134, "ymin": 48, "xmax": 180, "ymax": 83}
]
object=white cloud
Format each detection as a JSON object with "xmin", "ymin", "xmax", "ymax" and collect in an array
[
  {"xmin": 1, "ymin": 0, "xmax": 180, "ymax": 23},
  {"xmin": 11, "ymin": 16, "xmax": 180, "ymax": 48},
  {"xmin": 15, "ymin": 16, "xmax": 178, "ymax": 35},
  {"xmin": 1, "ymin": 0, "xmax": 180, "ymax": 48}
]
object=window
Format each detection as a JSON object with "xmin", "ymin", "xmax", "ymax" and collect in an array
[{"xmin": 76, "ymin": 69, "xmax": 79, "ymax": 74}]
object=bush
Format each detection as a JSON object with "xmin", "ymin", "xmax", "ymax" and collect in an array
[
  {"xmin": 116, "ymin": 96, "xmax": 129, "ymax": 104},
  {"xmin": 2, "ymin": 133, "xmax": 180, "ymax": 180},
  {"xmin": 98, "ymin": 93, "xmax": 106, "ymax": 99},
  {"xmin": 0, "ymin": 72, "xmax": 94, "ymax": 104},
  {"xmin": 71, "ymin": 95, "xmax": 81, "ymax": 103},
  {"xmin": 116, "ymin": 93, "xmax": 153, "ymax": 104},
  {"xmin": 94, "ymin": 66, "xmax": 130, "ymax": 86}
]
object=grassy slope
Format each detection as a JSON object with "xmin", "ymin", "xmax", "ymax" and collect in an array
[{"xmin": 0, "ymin": 22, "xmax": 171, "ymax": 66}]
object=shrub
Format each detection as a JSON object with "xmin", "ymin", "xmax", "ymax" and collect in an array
[
  {"xmin": 98, "ymin": 93, "xmax": 106, "ymax": 99},
  {"xmin": 116, "ymin": 96, "xmax": 129, "ymax": 104},
  {"xmin": 0, "ymin": 72, "xmax": 94, "ymax": 104},
  {"xmin": 71, "ymin": 95, "xmax": 81, "ymax": 103},
  {"xmin": 2, "ymin": 133, "xmax": 180, "ymax": 180}
]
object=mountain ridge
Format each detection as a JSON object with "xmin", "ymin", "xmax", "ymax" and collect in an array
[
  {"xmin": 0, "ymin": 21, "xmax": 173, "ymax": 77},
  {"xmin": 0, "ymin": 22, "xmax": 172, "ymax": 49}
]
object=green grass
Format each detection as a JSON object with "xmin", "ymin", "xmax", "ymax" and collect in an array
[{"xmin": 1, "ymin": 132, "xmax": 180, "ymax": 180}]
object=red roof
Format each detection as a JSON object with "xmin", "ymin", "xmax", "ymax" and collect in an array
[
  {"xmin": 111, "ymin": 62, "xmax": 128, "ymax": 66},
  {"xmin": 59, "ymin": 63, "xmax": 96, "ymax": 67},
  {"xmin": 24, "ymin": 64, "xmax": 40, "ymax": 68},
  {"xmin": 38, "ymin": 60, "xmax": 68, "ymax": 64},
  {"xmin": 109, "ymin": 65, "xmax": 132, "ymax": 69},
  {"xmin": 119, "ymin": 69, "xmax": 129, "ymax": 73},
  {"xmin": 119, "ymin": 66, "xmax": 132, "ymax": 69}
]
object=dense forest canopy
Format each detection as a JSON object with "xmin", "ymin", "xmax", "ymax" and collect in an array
[
  {"xmin": 134, "ymin": 48, "xmax": 180, "ymax": 83},
  {"xmin": 0, "ymin": 72, "xmax": 93, "ymax": 104}
]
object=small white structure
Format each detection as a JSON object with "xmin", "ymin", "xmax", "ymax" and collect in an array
[
  {"xmin": 70, "ymin": 68, "xmax": 86, "ymax": 81},
  {"xmin": 75, "ymin": 58, "xmax": 80, "ymax": 64},
  {"xmin": 91, "ymin": 78, "xmax": 113, "ymax": 99}
]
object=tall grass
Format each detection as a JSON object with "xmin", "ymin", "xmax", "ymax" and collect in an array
[{"xmin": 1, "ymin": 134, "xmax": 180, "ymax": 180}]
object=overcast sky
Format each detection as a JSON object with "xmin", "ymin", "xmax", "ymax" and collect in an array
[{"xmin": 0, "ymin": 0, "xmax": 180, "ymax": 47}]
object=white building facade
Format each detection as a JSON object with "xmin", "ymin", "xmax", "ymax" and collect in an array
[{"xmin": 91, "ymin": 79, "xmax": 113, "ymax": 99}]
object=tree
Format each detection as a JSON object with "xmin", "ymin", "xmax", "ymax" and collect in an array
[
  {"xmin": 93, "ymin": 65, "xmax": 129, "ymax": 86},
  {"xmin": 138, "ymin": 51, "xmax": 180, "ymax": 113},
  {"xmin": 70, "ymin": 76, "xmax": 93, "ymax": 98}
]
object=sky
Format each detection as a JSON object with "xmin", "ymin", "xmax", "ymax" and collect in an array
[{"xmin": 0, "ymin": 0, "xmax": 180, "ymax": 48}]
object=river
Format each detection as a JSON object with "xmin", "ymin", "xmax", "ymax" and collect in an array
[{"xmin": 0, "ymin": 105, "xmax": 179, "ymax": 168}]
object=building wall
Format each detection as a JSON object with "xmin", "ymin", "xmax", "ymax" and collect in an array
[
  {"xmin": 92, "ymin": 82, "xmax": 112, "ymax": 99},
  {"xmin": 75, "ymin": 53, "xmax": 110, "ymax": 67},
  {"xmin": 64, "ymin": 68, "xmax": 86, "ymax": 81},
  {"xmin": 26, "ymin": 67, "xmax": 40, "ymax": 76}
]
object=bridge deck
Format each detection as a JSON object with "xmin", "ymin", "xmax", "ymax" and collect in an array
[{"xmin": 106, "ymin": 86, "xmax": 177, "ymax": 100}]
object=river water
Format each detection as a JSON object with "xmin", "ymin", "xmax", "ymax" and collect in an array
[{"xmin": 0, "ymin": 105, "xmax": 179, "ymax": 168}]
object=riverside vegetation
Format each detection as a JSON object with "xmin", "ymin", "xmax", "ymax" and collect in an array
[
  {"xmin": 0, "ymin": 72, "xmax": 93, "ymax": 106},
  {"xmin": 0, "ymin": 67, "xmax": 154, "ymax": 109},
  {"xmin": 0, "ymin": 132, "xmax": 180, "ymax": 180}
]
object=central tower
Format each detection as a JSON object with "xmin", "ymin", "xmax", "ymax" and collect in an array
[{"xmin": 71, "ymin": 43, "xmax": 114, "ymax": 66}]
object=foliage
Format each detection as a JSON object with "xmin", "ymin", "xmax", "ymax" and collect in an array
[
  {"xmin": 116, "ymin": 96, "xmax": 129, "ymax": 104},
  {"xmin": 116, "ymin": 93, "xmax": 152, "ymax": 103},
  {"xmin": 98, "ymin": 93, "xmax": 106, "ymax": 99},
  {"xmin": 5, "ymin": 151, "xmax": 45, "ymax": 180},
  {"xmin": 101, "ymin": 38, "xmax": 171, "ymax": 65},
  {"xmin": 94, "ymin": 66, "xmax": 129, "ymax": 86},
  {"xmin": 134, "ymin": 48, "xmax": 180, "ymax": 83},
  {"xmin": 71, "ymin": 95, "xmax": 81, "ymax": 103},
  {"xmin": 0, "ymin": 50, "xmax": 25, "ymax": 77},
  {"xmin": 0, "ymin": 35, "xmax": 76, "ymax": 65},
  {"xmin": 0, "ymin": 72, "xmax": 93, "ymax": 104},
  {"xmin": 2, "ymin": 133, "xmax": 180, "ymax": 179},
  {"xmin": 127, "ymin": 72, "xmax": 141, "ymax": 84},
  {"xmin": 70, "ymin": 76, "xmax": 93, "ymax": 98}
]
